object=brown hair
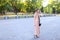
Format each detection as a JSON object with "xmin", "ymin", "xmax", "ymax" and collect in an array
[{"xmin": 35, "ymin": 8, "xmax": 40, "ymax": 12}]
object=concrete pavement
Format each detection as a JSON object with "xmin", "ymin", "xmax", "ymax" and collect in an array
[{"xmin": 0, "ymin": 16, "xmax": 60, "ymax": 40}]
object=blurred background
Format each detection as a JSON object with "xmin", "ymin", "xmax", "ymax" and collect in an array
[
  {"xmin": 0, "ymin": 0, "xmax": 60, "ymax": 40},
  {"xmin": 0, "ymin": 0, "xmax": 60, "ymax": 18}
]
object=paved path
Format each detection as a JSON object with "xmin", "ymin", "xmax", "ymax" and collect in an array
[{"xmin": 0, "ymin": 16, "xmax": 60, "ymax": 40}]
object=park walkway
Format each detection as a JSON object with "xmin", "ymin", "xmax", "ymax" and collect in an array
[{"xmin": 0, "ymin": 16, "xmax": 60, "ymax": 40}]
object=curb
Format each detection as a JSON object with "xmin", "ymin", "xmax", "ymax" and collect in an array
[{"xmin": 0, "ymin": 14, "xmax": 56, "ymax": 20}]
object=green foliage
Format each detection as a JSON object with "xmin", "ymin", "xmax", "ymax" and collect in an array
[
  {"xmin": 0, "ymin": 0, "xmax": 60, "ymax": 15},
  {"xmin": 43, "ymin": 0, "xmax": 60, "ymax": 14}
]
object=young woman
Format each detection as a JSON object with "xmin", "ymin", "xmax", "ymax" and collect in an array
[{"xmin": 34, "ymin": 9, "xmax": 41, "ymax": 38}]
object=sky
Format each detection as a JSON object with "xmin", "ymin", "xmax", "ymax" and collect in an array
[{"xmin": 42, "ymin": 0, "xmax": 49, "ymax": 7}]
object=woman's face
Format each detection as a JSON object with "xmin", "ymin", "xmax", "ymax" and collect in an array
[{"xmin": 36, "ymin": 10, "xmax": 40, "ymax": 13}]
